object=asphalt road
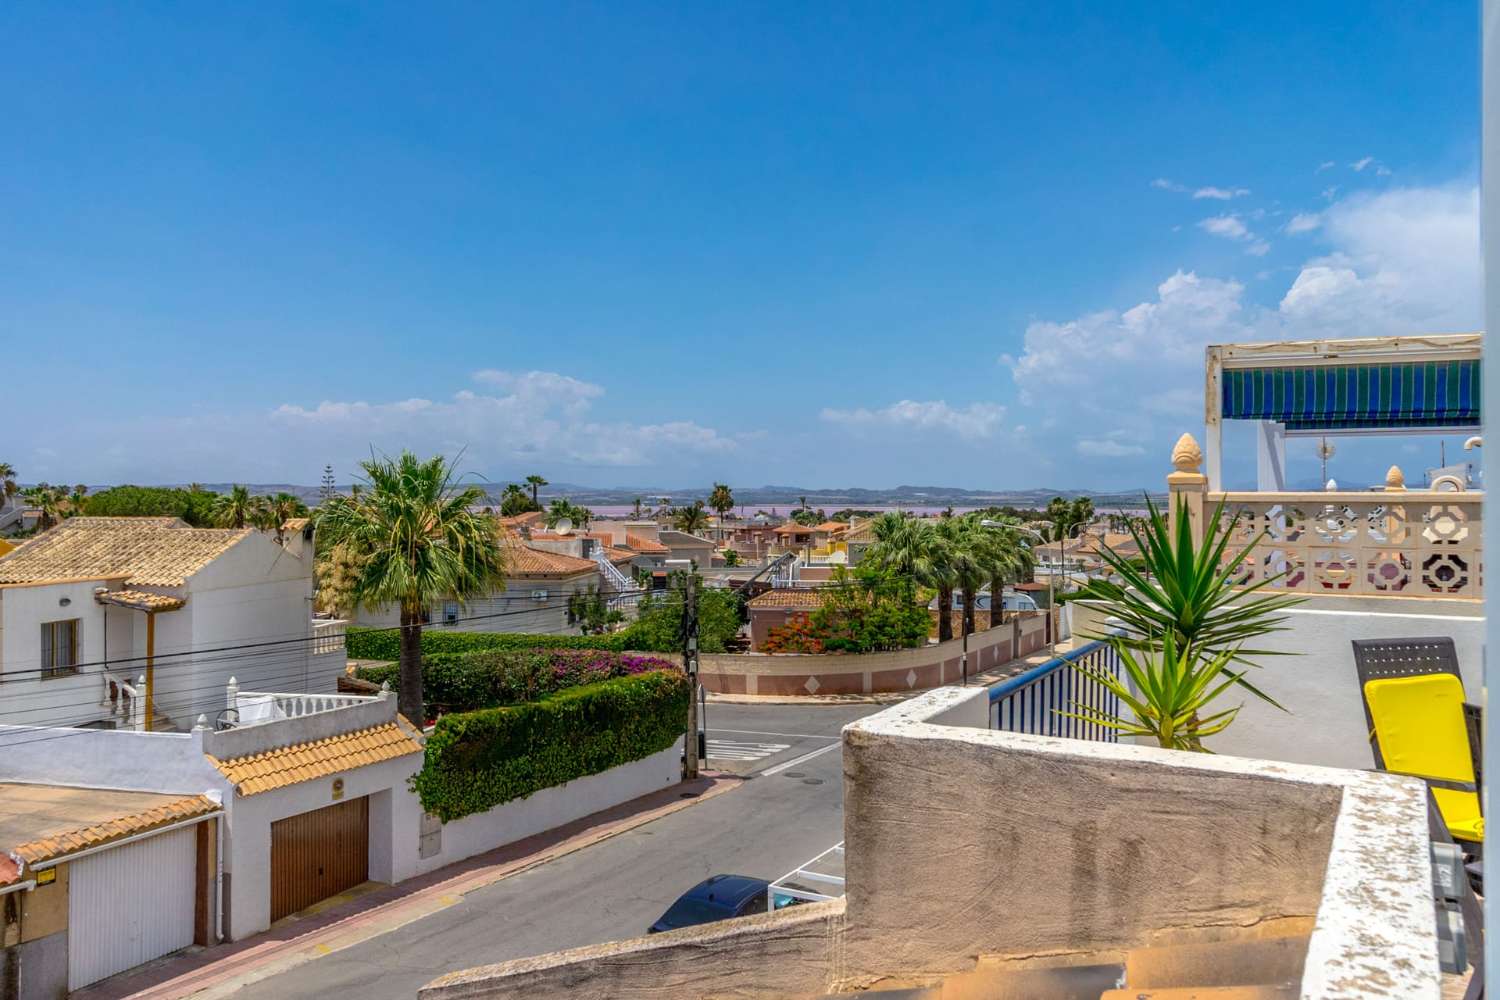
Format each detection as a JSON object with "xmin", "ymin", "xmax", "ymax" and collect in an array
[{"xmin": 236, "ymin": 701, "xmax": 879, "ymax": 1000}]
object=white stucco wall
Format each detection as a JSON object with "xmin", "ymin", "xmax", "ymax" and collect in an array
[
  {"xmin": 0, "ymin": 581, "xmax": 118, "ymax": 727},
  {"xmin": 414, "ymin": 745, "xmax": 681, "ymax": 877},
  {"xmin": 221, "ymin": 752, "xmax": 426, "ymax": 939},
  {"xmin": 353, "ymin": 573, "xmax": 596, "ymax": 637},
  {"xmin": 1205, "ymin": 595, "xmax": 1484, "ymax": 769}
]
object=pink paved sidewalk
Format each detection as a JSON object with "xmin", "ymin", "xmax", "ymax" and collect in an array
[{"xmin": 74, "ymin": 773, "xmax": 740, "ymax": 1000}]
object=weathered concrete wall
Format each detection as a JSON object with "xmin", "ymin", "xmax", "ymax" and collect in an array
[
  {"xmin": 419, "ymin": 899, "xmax": 846, "ymax": 1000},
  {"xmin": 838, "ymin": 690, "xmax": 1440, "ymax": 998}
]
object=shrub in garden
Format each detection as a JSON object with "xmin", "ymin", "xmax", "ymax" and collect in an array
[
  {"xmin": 345, "ymin": 625, "xmax": 634, "ymax": 662},
  {"xmin": 413, "ymin": 670, "xmax": 692, "ymax": 821},
  {"xmin": 355, "ymin": 648, "xmax": 677, "ymax": 715}
]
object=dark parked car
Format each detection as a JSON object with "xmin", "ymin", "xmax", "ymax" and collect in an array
[{"xmin": 648, "ymin": 874, "xmax": 773, "ymax": 933}]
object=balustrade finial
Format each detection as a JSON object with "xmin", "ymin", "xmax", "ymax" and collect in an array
[
  {"xmin": 1385, "ymin": 465, "xmax": 1406, "ymax": 492},
  {"xmin": 193, "ymin": 714, "xmax": 208, "ymax": 731},
  {"xmin": 1170, "ymin": 433, "xmax": 1203, "ymax": 474}
]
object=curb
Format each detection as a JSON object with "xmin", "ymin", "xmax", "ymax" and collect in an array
[{"xmin": 92, "ymin": 774, "xmax": 742, "ymax": 1000}]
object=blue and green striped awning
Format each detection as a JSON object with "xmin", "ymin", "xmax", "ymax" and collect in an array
[{"xmin": 1221, "ymin": 360, "xmax": 1481, "ymax": 431}]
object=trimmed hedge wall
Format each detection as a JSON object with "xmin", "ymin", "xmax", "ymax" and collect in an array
[
  {"xmin": 413, "ymin": 670, "xmax": 691, "ymax": 821},
  {"xmin": 345, "ymin": 625, "xmax": 634, "ymax": 661},
  {"xmin": 355, "ymin": 649, "xmax": 677, "ymax": 715}
]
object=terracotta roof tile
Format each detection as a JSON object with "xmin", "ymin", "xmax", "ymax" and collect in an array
[
  {"xmin": 0, "ymin": 785, "xmax": 220, "ymax": 876},
  {"xmin": 747, "ymin": 588, "xmax": 831, "ymax": 610},
  {"xmin": 208, "ymin": 721, "xmax": 425, "ymax": 796},
  {"xmin": 624, "ymin": 533, "xmax": 669, "ymax": 554},
  {"xmin": 0, "ymin": 518, "xmax": 250, "ymax": 587},
  {"xmin": 499, "ymin": 530, "xmax": 600, "ymax": 577},
  {"xmin": 812, "ymin": 521, "xmax": 847, "ymax": 533},
  {"xmin": 774, "ymin": 522, "xmax": 814, "ymax": 535},
  {"xmin": 95, "ymin": 589, "xmax": 187, "ymax": 612}
]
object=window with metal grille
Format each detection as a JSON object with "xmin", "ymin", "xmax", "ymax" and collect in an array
[{"xmin": 40, "ymin": 618, "xmax": 80, "ymax": 677}]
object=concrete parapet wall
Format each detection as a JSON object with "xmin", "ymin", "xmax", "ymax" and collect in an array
[{"xmin": 418, "ymin": 899, "xmax": 847, "ymax": 1000}]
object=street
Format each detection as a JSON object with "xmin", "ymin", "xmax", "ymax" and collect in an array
[{"xmin": 234, "ymin": 701, "xmax": 879, "ymax": 999}]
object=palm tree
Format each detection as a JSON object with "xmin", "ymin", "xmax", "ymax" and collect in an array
[
  {"xmin": 545, "ymin": 498, "xmax": 593, "ymax": 531},
  {"xmin": 0, "ymin": 462, "xmax": 16, "ymax": 506},
  {"xmin": 213, "ymin": 485, "xmax": 256, "ymax": 529},
  {"xmin": 525, "ymin": 474, "xmax": 549, "ymax": 505},
  {"xmin": 22, "ymin": 485, "xmax": 65, "ymax": 530},
  {"xmin": 936, "ymin": 518, "xmax": 989, "ymax": 638},
  {"xmin": 631, "ymin": 497, "xmax": 644, "ymax": 518},
  {"xmin": 68, "ymin": 484, "xmax": 89, "ymax": 516},
  {"xmin": 863, "ymin": 513, "xmax": 955, "ymax": 642},
  {"xmin": 252, "ymin": 492, "xmax": 307, "ymax": 540},
  {"xmin": 708, "ymin": 483, "xmax": 734, "ymax": 541},
  {"xmin": 673, "ymin": 501, "xmax": 710, "ymax": 535},
  {"xmin": 967, "ymin": 514, "xmax": 1031, "ymax": 626},
  {"xmin": 315, "ymin": 452, "xmax": 505, "ymax": 724}
]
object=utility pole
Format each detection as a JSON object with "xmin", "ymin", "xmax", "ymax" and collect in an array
[{"xmin": 668, "ymin": 560, "xmax": 701, "ymax": 778}]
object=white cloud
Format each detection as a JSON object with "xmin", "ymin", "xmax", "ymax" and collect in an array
[
  {"xmin": 1007, "ymin": 180, "xmax": 1479, "ymax": 480},
  {"xmin": 1279, "ymin": 184, "xmax": 1480, "ymax": 335},
  {"xmin": 1199, "ymin": 214, "xmax": 1270, "ymax": 255},
  {"xmin": 1192, "ymin": 186, "xmax": 1250, "ymax": 200},
  {"xmin": 1199, "ymin": 215, "xmax": 1249, "ymax": 240},
  {"xmin": 820, "ymin": 400, "xmax": 1005, "ymax": 439},
  {"xmin": 1317, "ymin": 161, "xmax": 1337, "ymax": 172},
  {"xmin": 1351, "ymin": 156, "xmax": 1375, "ymax": 172},
  {"xmin": 1151, "ymin": 177, "xmax": 1186, "ymax": 192},
  {"xmin": 1284, "ymin": 212, "xmax": 1321, "ymax": 234},
  {"xmin": 1321, "ymin": 185, "xmax": 1339, "ymax": 201},
  {"xmin": 270, "ymin": 368, "xmax": 736, "ymax": 470}
]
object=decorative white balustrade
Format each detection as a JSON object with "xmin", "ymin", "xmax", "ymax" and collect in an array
[
  {"xmin": 1207, "ymin": 490, "xmax": 1482, "ymax": 599},
  {"xmin": 311, "ymin": 618, "xmax": 348, "ymax": 656},
  {"xmin": 235, "ymin": 690, "xmax": 376, "ymax": 721}
]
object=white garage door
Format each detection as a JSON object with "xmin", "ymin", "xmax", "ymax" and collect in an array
[{"xmin": 67, "ymin": 825, "xmax": 198, "ymax": 991}]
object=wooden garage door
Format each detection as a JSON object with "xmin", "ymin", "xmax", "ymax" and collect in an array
[{"xmin": 270, "ymin": 796, "xmax": 369, "ymax": 921}]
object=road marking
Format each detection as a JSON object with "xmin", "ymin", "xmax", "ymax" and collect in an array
[
  {"xmin": 759, "ymin": 742, "xmax": 841, "ymax": 776},
  {"xmin": 706, "ymin": 738, "xmax": 791, "ymax": 762},
  {"xmin": 709, "ymin": 727, "xmax": 842, "ymax": 742}
]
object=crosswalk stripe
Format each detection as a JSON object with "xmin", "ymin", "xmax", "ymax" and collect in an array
[{"xmin": 705, "ymin": 738, "xmax": 791, "ymax": 762}]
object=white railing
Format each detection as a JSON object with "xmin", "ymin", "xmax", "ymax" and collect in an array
[
  {"xmin": 226, "ymin": 682, "xmax": 379, "ymax": 728},
  {"xmin": 1211, "ymin": 490, "xmax": 1482, "ymax": 599},
  {"xmin": 595, "ymin": 550, "xmax": 641, "ymax": 594},
  {"xmin": 311, "ymin": 618, "xmax": 348, "ymax": 655},
  {"xmin": 102, "ymin": 672, "xmax": 147, "ymax": 730}
]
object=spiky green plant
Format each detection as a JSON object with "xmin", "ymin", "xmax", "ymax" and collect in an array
[{"xmin": 1062, "ymin": 632, "xmax": 1247, "ymax": 750}]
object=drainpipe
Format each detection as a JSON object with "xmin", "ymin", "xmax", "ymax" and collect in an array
[{"xmin": 145, "ymin": 610, "xmax": 156, "ymax": 732}]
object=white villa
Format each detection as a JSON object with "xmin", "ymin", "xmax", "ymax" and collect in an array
[{"xmin": 0, "ymin": 517, "xmax": 346, "ymax": 731}]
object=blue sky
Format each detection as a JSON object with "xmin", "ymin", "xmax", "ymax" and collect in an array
[{"xmin": 1, "ymin": 2, "xmax": 1481, "ymax": 491}]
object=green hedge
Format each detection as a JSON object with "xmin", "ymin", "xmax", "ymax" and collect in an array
[
  {"xmin": 345, "ymin": 625, "xmax": 635, "ymax": 661},
  {"xmin": 412, "ymin": 670, "xmax": 691, "ymax": 821},
  {"xmin": 354, "ymin": 648, "xmax": 677, "ymax": 715}
]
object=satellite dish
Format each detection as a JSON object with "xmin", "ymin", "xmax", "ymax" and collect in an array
[{"xmin": 555, "ymin": 517, "xmax": 574, "ymax": 535}]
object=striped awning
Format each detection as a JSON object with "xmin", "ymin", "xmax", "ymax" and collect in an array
[{"xmin": 1221, "ymin": 360, "xmax": 1481, "ymax": 431}]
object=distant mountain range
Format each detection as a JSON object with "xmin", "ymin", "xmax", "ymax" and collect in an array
[{"xmin": 90, "ymin": 481, "xmax": 1170, "ymax": 510}]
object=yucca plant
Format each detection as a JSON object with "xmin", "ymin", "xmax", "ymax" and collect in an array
[
  {"xmin": 1072, "ymin": 494, "xmax": 1302, "ymax": 710},
  {"xmin": 1057, "ymin": 494, "xmax": 1305, "ymax": 751},
  {"xmin": 1062, "ymin": 632, "xmax": 1246, "ymax": 750}
]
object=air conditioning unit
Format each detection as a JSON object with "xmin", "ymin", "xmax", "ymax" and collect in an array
[{"xmin": 531, "ymin": 590, "xmax": 549, "ymax": 601}]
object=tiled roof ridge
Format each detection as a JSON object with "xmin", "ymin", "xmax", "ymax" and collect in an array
[{"xmin": 9, "ymin": 793, "xmax": 219, "ymax": 869}]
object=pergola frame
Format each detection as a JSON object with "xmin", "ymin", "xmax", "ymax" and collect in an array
[{"xmin": 1203, "ymin": 333, "xmax": 1483, "ymax": 491}]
